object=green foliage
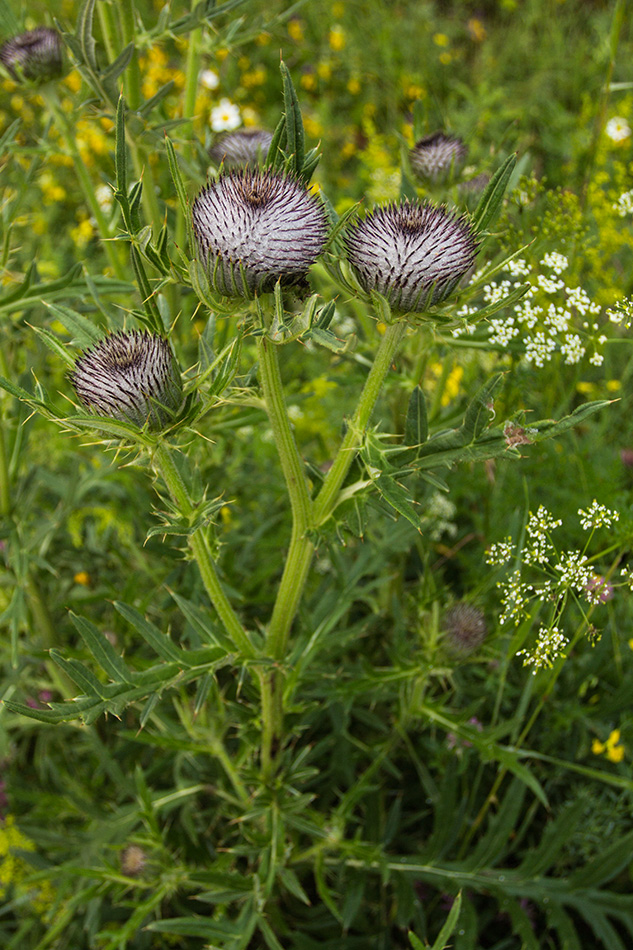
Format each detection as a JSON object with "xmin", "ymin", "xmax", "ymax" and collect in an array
[{"xmin": 0, "ymin": 1, "xmax": 632, "ymax": 949}]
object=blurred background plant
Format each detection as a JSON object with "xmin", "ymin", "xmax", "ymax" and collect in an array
[{"xmin": 0, "ymin": 0, "xmax": 632, "ymax": 948}]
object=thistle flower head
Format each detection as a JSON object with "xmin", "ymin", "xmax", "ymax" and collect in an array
[
  {"xmin": 409, "ymin": 132, "xmax": 468, "ymax": 182},
  {"xmin": 70, "ymin": 331, "xmax": 184, "ymax": 432},
  {"xmin": 192, "ymin": 168, "xmax": 329, "ymax": 297},
  {"xmin": 0, "ymin": 28, "xmax": 63, "ymax": 82},
  {"xmin": 443, "ymin": 603, "xmax": 487, "ymax": 656},
  {"xmin": 209, "ymin": 128, "xmax": 273, "ymax": 169},
  {"xmin": 345, "ymin": 199, "xmax": 478, "ymax": 312}
]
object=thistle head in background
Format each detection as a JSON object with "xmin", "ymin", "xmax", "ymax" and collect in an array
[
  {"xmin": 345, "ymin": 199, "xmax": 478, "ymax": 313},
  {"xmin": 70, "ymin": 331, "xmax": 184, "ymax": 432},
  {"xmin": 192, "ymin": 168, "xmax": 329, "ymax": 297},
  {"xmin": 209, "ymin": 129, "xmax": 274, "ymax": 169},
  {"xmin": 409, "ymin": 132, "xmax": 468, "ymax": 182},
  {"xmin": 443, "ymin": 603, "xmax": 488, "ymax": 656},
  {"xmin": 0, "ymin": 28, "xmax": 63, "ymax": 82}
]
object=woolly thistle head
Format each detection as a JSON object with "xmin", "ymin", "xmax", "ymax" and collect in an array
[
  {"xmin": 70, "ymin": 331, "xmax": 184, "ymax": 432},
  {"xmin": 209, "ymin": 129, "xmax": 274, "ymax": 169},
  {"xmin": 192, "ymin": 168, "xmax": 329, "ymax": 297},
  {"xmin": 442, "ymin": 603, "xmax": 487, "ymax": 656},
  {"xmin": 345, "ymin": 199, "xmax": 478, "ymax": 312},
  {"xmin": 0, "ymin": 28, "xmax": 63, "ymax": 82},
  {"xmin": 409, "ymin": 132, "xmax": 468, "ymax": 182}
]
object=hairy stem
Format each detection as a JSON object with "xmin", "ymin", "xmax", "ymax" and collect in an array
[{"xmin": 152, "ymin": 442, "xmax": 254, "ymax": 657}]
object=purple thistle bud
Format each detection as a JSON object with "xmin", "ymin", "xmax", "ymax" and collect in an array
[
  {"xmin": 409, "ymin": 132, "xmax": 468, "ymax": 182},
  {"xmin": 192, "ymin": 168, "xmax": 329, "ymax": 297},
  {"xmin": 70, "ymin": 331, "xmax": 184, "ymax": 431},
  {"xmin": 209, "ymin": 128, "xmax": 274, "ymax": 169},
  {"xmin": 345, "ymin": 199, "xmax": 478, "ymax": 312},
  {"xmin": 0, "ymin": 28, "xmax": 63, "ymax": 82},
  {"xmin": 443, "ymin": 603, "xmax": 487, "ymax": 655}
]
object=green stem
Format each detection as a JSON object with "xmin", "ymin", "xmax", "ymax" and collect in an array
[
  {"xmin": 152, "ymin": 442, "xmax": 254, "ymax": 657},
  {"xmin": 120, "ymin": 1, "xmax": 142, "ymax": 112},
  {"xmin": 0, "ymin": 415, "xmax": 11, "ymax": 517},
  {"xmin": 256, "ymin": 337, "xmax": 311, "ymax": 532},
  {"xmin": 176, "ymin": 23, "xmax": 202, "ymax": 251},
  {"xmin": 257, "ymin": 336, "xmax": 313, "ymax": 663},
  {"xmin": 313, "ymin": 321, "xmax": 407, "ymax": 527},
  {"xmin": 39, "ymin": 88, "xmax": 126, "ymax": 280},
  {"xmin": 96, "ymin": 0, "xmax": 119, "ymax": 63}
]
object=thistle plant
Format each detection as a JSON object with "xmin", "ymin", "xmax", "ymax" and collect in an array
[
  {"xmin": 0, "ymin": 27, "xmax": 63, "ymax": 82},
  {"xmin": 192, "ymin": 168, "xmax": 329, "ymax": 295},
  {"xmin": 0, "ymin": 7, "xmax": 630, "ymax": 948},
  {"xmin": 409, "ymin": 131, "xmax": 468, "ymax": 182},
  {"xmin": 70, "ymin": 331, "xmax": 184, "ymax": 431},
  {"xmin": 345, "ymin": 199, "xmax": 478, "ymax": 311},
  {"xmin": 208, "ymin": 128, "xmax": 274, "ymax": 168}
]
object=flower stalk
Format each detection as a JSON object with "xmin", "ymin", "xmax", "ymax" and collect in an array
[{"xmin": 152, "ymin": 442, "xmax": 254, "ymax": 658}]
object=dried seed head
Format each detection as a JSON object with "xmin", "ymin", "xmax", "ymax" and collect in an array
[
  {"xmin": 209, "ymin": 128, "xmax": 274, "ymax": 169},
  {"xmin": 192, "ymin": 168, "xmax": 329, "ymax": 297},
  {"xmin": 120, "ymin": 845, "xmax": 147, "ymax": 877},
  {"xmin": 345, "ymin": 200, "xmax": 478, "ymax": 312},
  {"xmin": 443, "ymin": 603, "xmax": 487, "ymax": 655},
  {"xmin": 70, "ymin": 331, "xmax": 184, "ymax": 432},
  {"xmin": 409, "ymin": 132, "xmax": 468, "ymax": 182},
  {"xmin": 0, "ymin": 28, "xmax": 63, "ymax": 82}
]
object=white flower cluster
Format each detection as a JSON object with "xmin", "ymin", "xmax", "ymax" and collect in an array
[
  {"xmin": 523, "ymin": 504, "xmax": 562, "ymax": 565},
  {"xmin": 454, "ymin": 253, "xmax": 606, "ymax": 367},
  {"xmin": 613, "ymin": 190, "xmax": 633, "ymax": 217},
  {"xmin": 487, "ymin": 501, "xmax": 623, "ymax": 672},
  {"xmin": 517, "ymin": 626, "xmax": 569, "ymax": 673},
  {"xmin": 485, "ymin": 537, "xmax": 514, "ymax": 565},
  {"xmin": 606, "ymin": 296, "xmax": 633, "ymax": 328},
  {"xmin": 578, "ymin": 499, "xmax": 620, "ymax": 530},
  {"xmin": 621, "ymin": 568, "xmax": 633, "ymax": 591}
]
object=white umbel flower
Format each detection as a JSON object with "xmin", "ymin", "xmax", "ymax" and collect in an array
[
  {"xmin": 345, "ymin": 199, "xmax": 478, "ymax": 312},
  {"xmin": 192, "ymin": 169, "xmax": 329, "ymax": 297},
  {"xmin": 70, "ymin": 331, "xmax": 183, "ymax": 431}
]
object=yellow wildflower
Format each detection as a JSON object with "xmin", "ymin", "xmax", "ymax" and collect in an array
[
  {"xmin": 0, "ymin": 817, "xmax": 55, "ymax": 915},
  {"xmin": 347, "ymin": 78, "xmax": 361, "ymax": 95},
  {"xmin": 593, "ymin": 729, "xmax": 625, "ymax": 763},
  {"xmin": 288, "ymin": 20, "xmax": 304, "ymax": 43},
  {"xmin": 329, "ymin": 25, "xmax": 346, "ymax": 51},
  {"xmin": 74, "ymin": 571, "xmax": 91, "ymax": 586},
  {"xmin": 433, "ymin": 33, "xmax": 449, "ymax": 47},
  {"xmin": 64, "ymin": 69, "xmax": 82, "ymax": 92}
]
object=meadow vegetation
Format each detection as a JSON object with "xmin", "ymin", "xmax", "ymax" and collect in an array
[{"xmin": 0, "ymin": 0, "xmax": 632, "ymax": 947}]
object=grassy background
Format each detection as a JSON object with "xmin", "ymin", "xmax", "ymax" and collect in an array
[{"xmin": 1, "ymin": 0, "xmax": 633, "ymax": 947}]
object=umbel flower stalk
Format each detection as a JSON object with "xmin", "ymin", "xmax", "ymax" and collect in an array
[
  {"xmin": 409, "ymin": 131, "xmax": 468, "ymax": 182},
  {"xmin": 192, "ymin": 168, "xmax": 329, "ymax": 297},
  {"xmin": 209, "ymin": 129, "xmax": 274, "ymax": 169},
  {"xmin": 345, "ymin": 199, "xmax": 478, "ymax": 312},
  {"xmin": 70, "ymin": 331, "xmax": 184, "ymax": 431},
  {"xmin": 0, "ymin": 28, "xmax": 63, "ymax": 82}
]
